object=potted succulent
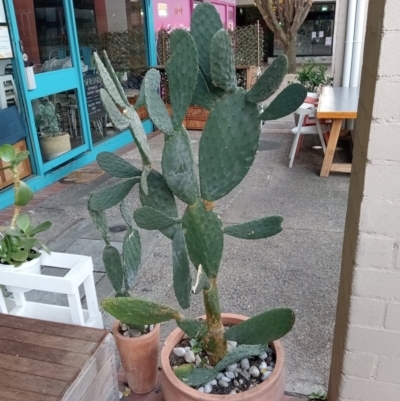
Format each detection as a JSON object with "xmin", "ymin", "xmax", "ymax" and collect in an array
[
  {"xmin": 0, "ymin": 144, "xmax": 51, "ymax": 280},
  {"xmin": 89, "ymin": 3, "xmax": 306, "ymax": 399},
  {"xmin": 35, "ymin": 98, "xmax": 71, "ymax": 161}
]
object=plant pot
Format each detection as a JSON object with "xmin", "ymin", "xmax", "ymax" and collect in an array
[
  {"xmin": 113, "ymin": 320, "xmax": 160, "ymax": 394},
  {"xmin": 161, "ymin": 313, "xmax": 285, "ymax": 401},
  {"xmin": 39, "ymin": 133, "xmax": 71, "ymax": 161}
]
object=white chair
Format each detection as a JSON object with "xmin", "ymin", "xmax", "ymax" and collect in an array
[{"xmin": 289, "ymin": 104, "xmax": 328, "ymax": 168}]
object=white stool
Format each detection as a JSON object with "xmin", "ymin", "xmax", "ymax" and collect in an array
[
  {"xmin": 0, "ymin": 75, "xmax": 18, "ymax": 109},
  {"xmin": 0, "ymin": 252, "xmax": 103, "ymax": 328}
]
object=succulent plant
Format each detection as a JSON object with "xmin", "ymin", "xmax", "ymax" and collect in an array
[{"xmin": 88, "ymin": 2, "xmax": 306, "ymax": 386}]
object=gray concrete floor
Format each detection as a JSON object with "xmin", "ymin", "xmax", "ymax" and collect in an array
[{"xmin": 3, "ymin": 109, "xmax": 351, "ymax": 397}]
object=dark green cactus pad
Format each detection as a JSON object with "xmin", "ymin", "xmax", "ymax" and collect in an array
[
  {"xmin": 169, "ymin": 29, "xmax": 190, "ymax": 53},
  {"xmin": 139, "ymin": 170, "xmax": 179, "ymax": 240},
  {"xmin": 224, "ymin": 308, "xmax": 295, "ymax": 345},
  {"xmin": 140, "ymin": 164, "xmax": 151, "ymax": 196},
  {"xmin": 166, "ymin": 30, "xmax": 199, "ymax": 130},
  {"xmin": 177, "ymin": 318, "xmax": 208, "ymax": 340},
  {"xmin": 88, "ymin": 200, "xmax": 110, "ymax": 244},
  {"xmin": 260, "ymin": 83, "xmax": 307, "ymax": 121},
  {"xmin": 122, "ymin": 229, "xmax": 141, "ymax": 290},
  {"xmin": 125, "ymin": 108, "xmax": 152, "ymax": 166},
  {"xmin": 182, "ymin": 201, "xmax": 223, "ymax": 278},
  {"xmin": 101, "ymin": 297, "xmax": 181, "ymax": 325},
  {"xmin": 120, "ymin": 199, "xmax": 133, "ymax": 229},
  {"xmin": 190, "ymin": 2, "xmax": 223, "ymax": 84},
  {"xmin": 215, "ymin": 344, "xmax": 266, "ymax": 372},
  {"xmin": 172, "ymin": 228, "xmax": 192, "ymax": 309},
  {"xmin": 97, "ymin": 152, "xmax": 141, "ymax": 178},
  {"xmin": 174, "ymin": 364, "xmax": 195, "ymax": 379},
  {"xmin": 181, "ymin": 368, "xmax": 218, "ymax": 387},
  {"xmin": 199, "ymin": 88, "xmax": 260, "ymax": 201},
  {"xmin": 191, "ymin": 265, "xmax": 210, "ymax": 294},
  {"xmin": 94, "ymin": 53, "xmax": 127, "ymax": 108},
  {"xmin": 100, "ymin": 89, "xmax": 129, "ymax": 131},
  {"xmin": 134, "ymin": 206, "xmax": 180, "ymax": 231},
  {"xmin": 246, "ymin": 55, "xmax": 288, "ymax": 104},
  {"xmin": 144, "ymin": 69, "xmax": 174, "ymax": 135},
  {"xmin": 102, "ymin": 50, "xmax": 130, "ymax": 107},
  {"xmin": 89, "ymin": 178, "xmax": 140, "ymax": 211},
  {"xmin": 103, "ymin": 245, "xmax": 124, "ymax": 293},
  {"xmin": 162, "ymin": 127, "xmax": 199, "ymax": 205},
  {"xmin": 192, "ymin": 71, "xmax": 214, "ymax": 110},
  {"xmin": 210, "ymin": 29, "xmax": 236, "ymax": 92},
  {"xmin": 224, "ymin": 216, "xmax": 283, "ymax": 240}
]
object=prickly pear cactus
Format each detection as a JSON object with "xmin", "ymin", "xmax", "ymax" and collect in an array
[{"xmin": 88, "ymin": 2, "xmax": 307, "ymax": 388}]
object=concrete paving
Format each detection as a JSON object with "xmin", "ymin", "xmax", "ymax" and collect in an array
[{"xmin": 2, "ymin": 111, "xmax": 350, "ymax": 397}]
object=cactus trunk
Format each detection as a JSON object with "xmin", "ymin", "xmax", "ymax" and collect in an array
[{"xmin": 202, "ymin": 278, "xmax": 227, "ymax": 364}]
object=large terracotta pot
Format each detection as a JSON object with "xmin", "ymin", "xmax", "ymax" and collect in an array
[
  {"xmin": 161, "ymin": 313, "xmax": 285, "ymax": 401},
  {"xmin": 113, "ymin": 321, "xmax": 160, "ymax": 394}
]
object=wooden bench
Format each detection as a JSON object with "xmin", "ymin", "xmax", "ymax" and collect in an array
[{"xmin": 0, "ymin": 314, "xmax": 119, "ymax": 401}]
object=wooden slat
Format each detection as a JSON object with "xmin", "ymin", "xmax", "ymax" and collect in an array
[
  {"xmin": 0, "ymin": 314, "xmax": 106, "ymax": 343},
  {"xmin": 0, "ymin": 369, "xmax": 68, "ymax": 398},
  {"xmin": 1, "ymin": 386, "xmax": 58, "ymax": 401},
  {"xmin": 0, "ymin": 338, "xmax": 89, "ymax": 368},
  {"xmin": 331, "ymin": 163, "xmax": 352, "ymax": 173},
  {"xmin": 0, "ymin": 326, "xmax": 98, "ymax": 354},
  {"xmin": 0, "ymin": 353, "xmax": 80, "ymax": 382}
]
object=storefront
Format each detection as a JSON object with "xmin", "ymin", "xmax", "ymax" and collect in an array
[{"xmin": 0, "ymin": 0, "xmax": 156, "ymax": 208}]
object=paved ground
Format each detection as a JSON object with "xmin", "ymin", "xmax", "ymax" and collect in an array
[{"xmin": 1, "ymin": 104, "xmax": 350, "ymax": 397}]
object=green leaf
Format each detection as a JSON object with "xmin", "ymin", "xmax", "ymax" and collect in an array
[
  {"xmin": 97, "ymin": 152, "xmax": 141, "ymax": 178},
  {"xmin": 26, "ymin": 221, "xmax": 51, "ymax": 236},
  {"xmin": 134, "ymin": 206, "xmax": 180, "ymax": 231},
  {"xmin": 15, "ymin": 151, "xmax": 30, "ymax": 166},
  {"xmin": 11, "ymin": 250, "xmax": 29, "ymax": 262},
  {"xmin": 6, "ymin": 228, "xmax": 24, "ymax": 237},
  {"xmin": 0, "ymin": 144, "xmax": 16, "ymax": 163},
  {"xmin": 38, "ymin": 241, "xmax": 51, "ymax": 254},
  {"xmin": 224, "ymin": 308, "xmax": 295, "ymax": 345},
  {"xmin": 102, "ymin": 245, "xmax": 124, "ymax": 293},
  {"xmin": 224, "ymin": 216, "xmax": 283, "ymax": 240},
  {"xmin": 15, "ymin": 181, "xmax": 33, "ymax": 207},
  {"xmin": 23, "ymin": 238, "xmax": 38, "ymax": 252},
  {"xmin": 16, "ymin": 214, "xmax": 31, "ymax": 233}
]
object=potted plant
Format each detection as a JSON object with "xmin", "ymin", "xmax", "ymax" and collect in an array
[
  {"xmin": 35, "ymin": 98, "xmax": 71, "ymax": 161},
  {"xmin": 0, "ymin": 144, "xmax": 51, "ymax": 279},
  {"xmin": 89, "ymin": 3, "xmax": 307, "ymax": 399}
]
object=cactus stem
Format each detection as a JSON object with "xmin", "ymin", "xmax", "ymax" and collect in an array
[
  {"xmin": 202, "ymin": 278, "xmax": 227, "ymax": 365},
  {"xmin": 203, "ymin": 200, "xmax": 215, "ymax": 211}
]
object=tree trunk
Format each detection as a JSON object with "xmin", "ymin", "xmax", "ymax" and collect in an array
[{"xmin": 284, "ymin": 38, "xmax": 297, "ymax": 74}]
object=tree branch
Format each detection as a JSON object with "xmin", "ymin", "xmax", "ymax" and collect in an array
[{"xmin": 290, "ymin": 0, "xmax": 313, "ymax": 38}]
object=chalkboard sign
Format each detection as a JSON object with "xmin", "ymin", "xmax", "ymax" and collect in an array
[{"xmin": 84, "ymin": 75, "xmax": 105, "ymax": 118}]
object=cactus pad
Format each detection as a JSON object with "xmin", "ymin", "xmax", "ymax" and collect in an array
[
  {"xmin": 210, "ymin": 29, "xmax": 236, "ymax": 92},
  {"xmin": 120, "ymin": 199, "xmax": 133, "ymax": 229},
  {"xmin": 88, "ymin": 201, "xmax": 110, "ymax": 244},
  {"xmin": 122, "ymin": 229, "xmax": 141, "ymax": 289},
  {"xmin": 177, "ymin": 318, "xmax": 208, "ymax": 340},
  {"xmin": 181, "ymin": 368, "xmax": 218, "ymax": 387},
  {"xmin": 102, "ymin": 245, "xmax": 124, "ymax": 293},
  {"xmin": 182, "ymin": 201, "xmax": 223, "ymax": 278},
  {"xmin": 199, "ymin": 88, "xmax": 260, "ymax": 201},
  {"xmin": 101, "ymin": 297, "xmax": 181, "ymax": 325},
  {"xmin": 100, "ymin": 89, "xmax": 129, "ymax": 131},
  {"xmin": 166, "ymin": 29, "xmax": 199, "ymax": 129},
  {"xmin": 260, "ymin": 83, "xmax": 307, "ymax": 121},
  {"xmin": 97, "ymin": 152, "xmax": 141, "ymax": 178},
  {"xmin": 215, "ymin": 344, "xmax": 266, "ymax": 372},
  {"xmin": 192, "ymin": 71, "xmax": 214, "ymax": 110},
  {"xmin": 172, "ymin": 228, "xmax": 192, "ymax": 309},
  {"xmin": 162, "ymin": 127, "xmax": 199, "ymax": 205},
  {"xmin": 89, "ymin": 178, "xmax": 140, "ymax": 211},
  {"xmin": 134, "ymin": 206, "xmax": 180, "ymax": 231},
  {"xmin": 190, "ymin": 2, "xmax": 223, "ymax": 84},
  {"xmin": 192, "ymin": 265, "xmax": 210, "ymax": 294},
  {"xmin": 246, "ymin": 55, "xmax": 288, "ymax": 104},
  {"xmin": 224, "ymin": 216, "xmax": 283, "ymax": 240},
  {"xmin": 174, "ymin": 364, "xmax": 195, "ymax": 379},
  {"xmin": 224, "ymin": 308, "xmax": 295, "ymax": 345},
  {"xmin": 140, "ymin": 164, "xmax": 151, "ymax": 196}
]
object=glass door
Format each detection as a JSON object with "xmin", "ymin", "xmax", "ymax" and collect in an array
[{"xmin": 5, "ymin": 0, "xmax": 92, "ymax": 174}]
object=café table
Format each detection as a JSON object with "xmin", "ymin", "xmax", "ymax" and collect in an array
[{"xmin": 317, "ymin": 86, "xmax": 359, "ymax": 177}]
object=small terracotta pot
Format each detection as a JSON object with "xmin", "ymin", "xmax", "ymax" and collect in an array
[
  {"xmin": 161, "ymin": 313, "xmax": 285, "ymax": 401},
  {"xmin": 113, "ymin": 321, "xmax": 160, "ymax": 394}
]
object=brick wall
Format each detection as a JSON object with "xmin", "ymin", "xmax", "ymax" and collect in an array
[{"xmin": 329, "ymin": 0, "xmax": 400, "ymax": 400}]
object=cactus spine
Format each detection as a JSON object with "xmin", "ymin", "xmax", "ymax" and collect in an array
[{"xmin": 89, "ymin": 2, "xmax": 306, "ymax": 385}]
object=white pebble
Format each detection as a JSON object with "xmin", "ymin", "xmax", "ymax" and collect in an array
[
  {"xmin": 219, "ymin": 379, "xmax": 229, "ymax": 388},
  {"xmin": 240, "ymin": 370, "xmax": 251, "ymax": 380},
  {"xmin": 225, "ymin": 371, "xmax": 235, "ymax": 379},
  {"xmin": 249, "ymin": 366, "xmax": 260, "ymax": 378},
  {"xmin": 234, "ymin": 367, "xmax": 242, "ymax": 373},
  {"xmin": 195, "ymin": 354, "xmax": 201, "ymax": 366},
  {"xmin": 261, "ymin": 371, "xmax": 272, "ymax": 381},
  {"xmin": 149, "ymin": 325, "xmax": 154, "ymax": 331},
  {"xmin": 208, "ymin": 379, "xmax": 217, "ymax": 386},
  {"xmin": 240, "ymin": 358, "xmax": 250, "ymax": 370},
  {"xmin": 185, "ymin": 346, "xmax": 191, "ymax": 351},
  {"xmin": 230, "ymin": 390, "xmax": 237, "ymax": 394},
  {"xmin": 267, "ymin": 347, "xmax": 273, "ymax": 354},
  {"xmin": 270, "ymin": 361, "xmax": 275, "ymax": 367},
  {"xmin": 198, "ymin": 387, "xmax": 205, "ymax": 393},
  {"xmin": 216, "ymin": 372, "xmax": 225, "ymax": 380},
  {"xmin": 173, "ymin": 347, "xmax": 186, "ymax": 357},
  {"xmin": 259, "ymin": 352, "xmax": 268, "ymax": 360},
  {"xmin": 184, "ymin": 350, "xmax": 195, "ymax": 363},
  {"xmin": 267, "ymin": 366, "xmax": 274, "ymax": 371},
  {"xmin": 121, "ymin": 323, "xmax": 128, "ymax": 332},
  {"xmin": 144, "ymin": 325, "xmax": 148, "ymax": 330},
  {"xmin": 123, "ymin": 331, "xmax": 130, "ymax": 337},
  {"xmin": 227, "ymin": 340, "xmax": 237, "ymax": 352},
  {"xmin": 183, "ymin": 333, "xmax": 190, "ymax": 340},
  {"xmin": 129, "ymin": 329, "xmax": 142, "ymax": 338},
  {"xmin": 233, "ymin": 380, "xmax": 239, "ymax": 387},
  {"xmin": 259, "ymin": 362, "xmax": 267, "ymax": 371},
  {"xmin": 204, "ymin": 384, "xmax": 212, "ymax": 393},
  {"xmin": 239, "ymin": 379, "xmax": 244, "ymax": 385},
  {"xmin": 119, "ymin": 391, "xmax": 123, "ymax": 399},
  {"xmin": 227, "ymin": 363, "xmax": 237, "ymax": 372},
  {"xmin": 221, "ymin": 376, "xmax": 231, "ymax": 382}
]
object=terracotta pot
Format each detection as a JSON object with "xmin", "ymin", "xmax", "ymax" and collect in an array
[
  {"xmin": 113, "ymin": 321, "xmax": 160, "ymax": 394},
  {"xmin": 161, "ymin": 313, "xmax": 285, "ymax": 401}
]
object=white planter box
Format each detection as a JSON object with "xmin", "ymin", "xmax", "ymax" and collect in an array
[{"xmin": 0, "ymin": 252, "xmax": 103, "ymax": 328}]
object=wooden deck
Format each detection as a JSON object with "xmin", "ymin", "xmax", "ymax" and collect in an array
[{"xmin": 0, "ymin": 314, "xmax": 118, "ymax": 401}]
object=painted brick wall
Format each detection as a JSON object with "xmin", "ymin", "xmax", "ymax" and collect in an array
[{"xmin": 329, "ymin": 0, "xmax": 400, "ymax": 400}]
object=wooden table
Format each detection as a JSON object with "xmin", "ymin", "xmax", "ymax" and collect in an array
[
  {"xmin": 317, "ymin": 87, "xmax": 359, "ymax": 177},
  {"xmin": 0, "ymin": 314, "xmax": 118, "ymax": 401}
]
